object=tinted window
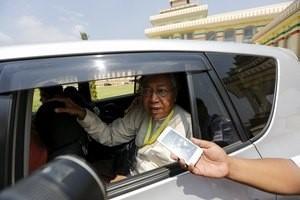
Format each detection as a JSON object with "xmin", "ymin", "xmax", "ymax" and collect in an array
[
  {"xmin": 206, "ymin": 53, "xmax": 276, "ymax": 137},
  {"xmin": 243, "ymin": 26, "xmax": 256, "ymax": 43},
  {"xmin": 224, "ymin": 29, "xmax": 235, "ymax": 42},
  {"xmin": 0, "ymin": 52, "xmax": 208, "ymax": 94},
  {"xmin": 192, "ymin": 73, "xmax": 240, "ymax": 147},
  {"xmin": 206, "ymin": 32, "xmax": 216, "ymax": 41}
]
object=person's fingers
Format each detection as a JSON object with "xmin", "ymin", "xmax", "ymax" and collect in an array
[
  {"xmin": 183, "ymin": 164, "xmax": 189, "ymax": 170},
  {"xmin": 170, "ymin": 153, "xmax": 179, "ymax": 161},
  {"xmin": 49, "ymin": 97, "xmax": 77, "ymax": 107},
  {"xmin": 48, "ymin": 97, "xmax": 68, "ymax": 103},
  {"xmin": 54, "ymin": 107, "xmax": 77, "ymax": 115},
  {"xmin": 191, "ymin": 138, "xmax": 215, "ymax": 149},
  {"xmin": 188, "ymin": 164, "xmax": 199, "ymax": 175},
  {"xmin": 177, "ymin": 158, "xmax": 189, "ymax": 170}
]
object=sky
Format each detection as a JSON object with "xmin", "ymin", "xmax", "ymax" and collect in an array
[{"xmin": 0, "ymin": 0, "xmax": 291, "ymax": 46}]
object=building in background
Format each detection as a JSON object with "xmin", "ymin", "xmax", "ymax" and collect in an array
[
  {"xmin": 145, "ymin": 0, "xmax": 300, "ymax": 57},
  {"xmin": 252, "ymin": 0, "xmax": 300, "ymax": 58},
  {"xmin": 145, "ymin": 0, "xmax": 292, "ymax": 43}
]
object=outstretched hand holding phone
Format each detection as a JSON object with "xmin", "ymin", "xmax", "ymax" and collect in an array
[
  {"xmin": 177, "ymin": 138, "xmax": 300, "ymax": 195},
  {"xmin": 157, "ymin": 127, "xmax": 202, "ymax": 166},
  {"xmin": 182, "ymin": 138, "xmax": 229, "ymax": 178}
]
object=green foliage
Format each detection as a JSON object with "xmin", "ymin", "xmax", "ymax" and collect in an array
[{"xmin": 96, "ymin": 84, "xmax": 134, "ymax": 100}]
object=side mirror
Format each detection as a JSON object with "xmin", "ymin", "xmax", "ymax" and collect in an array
[{"xmin": 0, "ymin": 155, "xmax": 106, "ymax": 200}]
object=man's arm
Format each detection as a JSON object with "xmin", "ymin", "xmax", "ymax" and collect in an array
[
  {"xmin": 227, "ymin": 156, "xmax": 300, "ymax": 194},
  {"xmin": 182, "ymin": 139, "xmax": 300, "ymax": 195},
  {"xmin": 54, "ymin": 97, "xmax": 140, "ymax": 146}
]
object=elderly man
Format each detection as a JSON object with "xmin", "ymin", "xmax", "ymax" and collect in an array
[{"xmin": 55, "ymin": 74, "xmax": 192, "ymax": 174}]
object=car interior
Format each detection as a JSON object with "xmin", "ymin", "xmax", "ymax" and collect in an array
[{"xmin": 29, "ymin": 72, "xmax": 193, "ymax": 184}]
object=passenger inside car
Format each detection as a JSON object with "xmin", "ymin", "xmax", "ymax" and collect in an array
[
  {"xmin": 29, "ymin": 85, "xmax": 64, "ymax": 173},
  {"xmin": 39, "ymin": 85, "xmax": 64, "ymax": 104},
  {"xmin": 33, "ymin": 85, "xmax": 88, "ymax": 161},
  {"xmin": 29, "ymin": 123, "xmax": 48, "ymax": 173},
  {"xmin": 35, "ymin": 101, "xmax": 89, "ymax": 160},
  {"xmin": 54, "ymin": 73, "xmax": 193, "ymax": 178}
]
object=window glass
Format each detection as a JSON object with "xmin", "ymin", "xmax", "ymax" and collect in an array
[
  {"xmin": 243, "ymin": 26, "xmax": 256, "ymax": 43},
  {"xmin": 192, "ymin": 73, "xmax": 240, "ymax": 146},
  {"xmin": 206, "ymin": 31, "xmax": 216, "ymax": 41},
  {"xmin": 30, "ymin": 72, "xmax": 192, "ymax": 187},
  {"xmin": 0, "ymin": 52, "xmax": 207, "ymax": 94},
  {"xmin": 32, "ymin": 83, "xmax": 78, "ymax": 113},
  {"xmin": 32, "ymin": 89, "xmax": 41, "ymax": 113},
  {"xmin": 224, "ymin": 29, "xmax": 235, "ymax": 42},
  {"xmin": 206, "ymin": 53, "xmax": 276, "ymax": 137},
  {"xmin": 91, "ymin": 77, "xmax": 135, "ymax": 101},
  {"xmin": 186, "ymin": 33, "xmax": 193, "ymax": 39}
]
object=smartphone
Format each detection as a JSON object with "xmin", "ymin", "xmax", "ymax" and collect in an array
[{"xmin": 157, "ymin": 127, "xmax": 203, "ymax": 166}]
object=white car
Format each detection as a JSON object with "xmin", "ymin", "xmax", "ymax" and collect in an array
[{"xmin": 0, "ymin": 40, "xmax": 299, "ymax": 199}]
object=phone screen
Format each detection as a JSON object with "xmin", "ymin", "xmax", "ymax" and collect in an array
[{"xmin": 160, "ymin": 128, "xmax": 197, "ymax": 162}]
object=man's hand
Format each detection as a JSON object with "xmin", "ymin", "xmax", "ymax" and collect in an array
[
  {"xmin": 176, "ymin": 138, "xmax": 229, "ymax": 178},
  {"xmin": 52, "ymin": 98, "xmax": 87, "ymax": 120}
]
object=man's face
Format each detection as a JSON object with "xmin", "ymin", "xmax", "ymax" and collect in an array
[{"xmin": 142, "ymin": 75, "xmax": 176, "ymax": 120}]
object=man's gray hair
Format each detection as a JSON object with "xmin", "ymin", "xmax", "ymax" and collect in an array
[{"xmin": 139, "ymin": 74, "xmax": 178, "ymax": 97}]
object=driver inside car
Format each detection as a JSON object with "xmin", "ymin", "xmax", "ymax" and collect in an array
[{"xmin": 54, "ymin": 74, "xmax": 192, "ymax": 175}]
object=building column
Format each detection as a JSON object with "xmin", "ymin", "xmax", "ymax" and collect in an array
[
  {"xmin": 194, "ymin": 34, "xmax": 206, "ymax": 40},
  {"xmin": 287, "ymin": 31, "xmax": 300, "ymax": 58},
  {"xmin": 216, "ymin": 32, "xmax": 224, "ymax": 41},
  {"xmin": 278, "ymin": 37, "xmax": 286, "ymax": 48},
  {"xmin": 235, "ymin": 29, "xmax": 244, "ymax": 43},
  {"xmin": 173, "ymin": 33, "xmax": 182, "ymax": 39}
]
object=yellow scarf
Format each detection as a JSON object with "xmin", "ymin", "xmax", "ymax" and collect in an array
[{"xmin": 143, "ymin": 109, "xmax": 174, "ymax": 146}]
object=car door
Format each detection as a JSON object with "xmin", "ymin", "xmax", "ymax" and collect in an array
[
  {"xmin": 112, "ymin": 54, "xmax": 276, "ymax": 200},
  {"xmin": 0, "ymin": 51, "xmax": 210, "ymax": 192},
  {"xmin": 0, "ymin": 50, "xmax": 277, "ymax": 199}
]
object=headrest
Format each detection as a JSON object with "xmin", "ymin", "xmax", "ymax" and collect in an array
[{"xmin": 35, "ymin": 101, "xmax": 86, "ymax": 152}]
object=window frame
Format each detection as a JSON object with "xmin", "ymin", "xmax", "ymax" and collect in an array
[
  {"xmin": 0, "ymin": 90, "xmax": 32, "ymax": 190},
  {"xmin": 0, "ymin": 51, "xmax": 209, "ymax": 195}
]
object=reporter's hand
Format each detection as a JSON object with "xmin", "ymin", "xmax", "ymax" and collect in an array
[
  {"xmin": 52, "ymin": 98, "xmax": 87, "ymax": 120},
  {"xmin": 177, "ymin": 138, "xmax": 229, "ymax": 178}
]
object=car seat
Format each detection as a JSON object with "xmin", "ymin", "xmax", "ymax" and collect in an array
[{"xmin": 35, "ymin": 100, "xmax": 88, "ymax": 160}]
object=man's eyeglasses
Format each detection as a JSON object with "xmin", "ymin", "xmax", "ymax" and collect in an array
[{"xmin": 141, "ymin": 88, "xmax": 171, "ymax": 97}]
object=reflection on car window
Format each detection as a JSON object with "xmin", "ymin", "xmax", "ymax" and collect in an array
[
  {"xmin": 207, "ymin": 53, "xmax": 276, "ymax": 137},
  {"xmin": 192, "ymin": 73, "xmax": 240, "ymax": 146}
]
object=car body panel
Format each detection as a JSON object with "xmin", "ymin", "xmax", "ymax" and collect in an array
[
  {"xmin": 252, "ymin": 47, "xmax": 300, "ymax": 159},
  {"xmin": 112, "ymin": 145, "xmax": 273, "ymax": 200},
  {"xmin": 0, "ymin": 40, "xmax": 297, "ymax": 62}
]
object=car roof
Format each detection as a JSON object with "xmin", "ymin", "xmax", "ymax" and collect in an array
[{"xmin": 0, "ymin": 40, "xmax": 297, "ymax": 61}]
